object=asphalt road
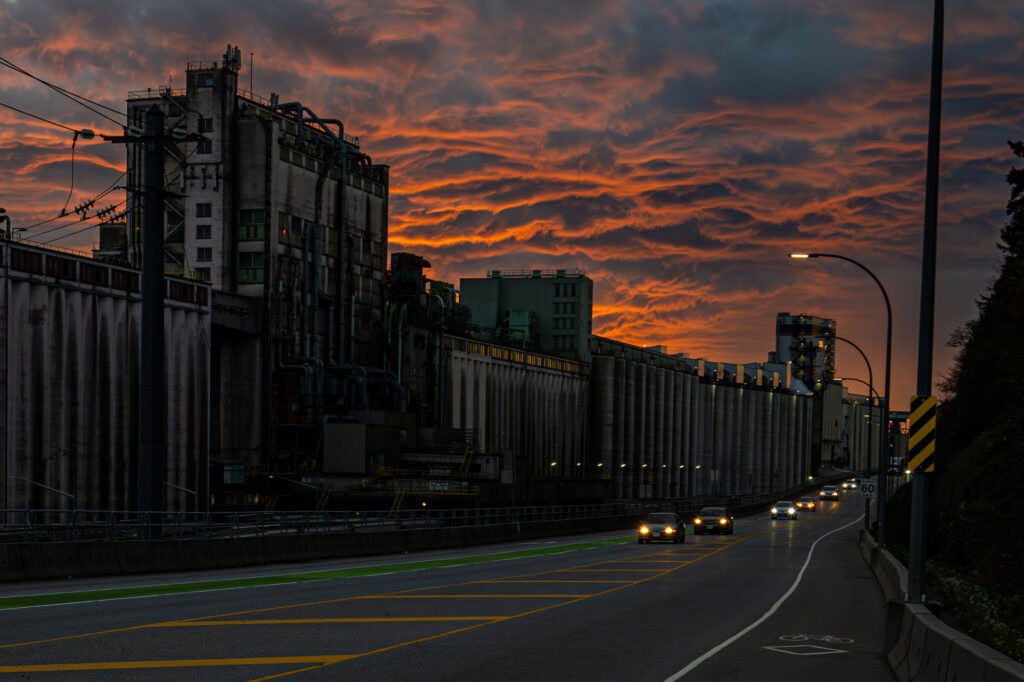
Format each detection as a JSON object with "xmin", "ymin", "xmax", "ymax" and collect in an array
[{"xmin": 0, "ymin": 491, "xmax": 894, "ymax": 681}]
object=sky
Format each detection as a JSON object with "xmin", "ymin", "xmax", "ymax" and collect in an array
[{"xmin": 1, "ymin": 0, "xmax": 1022, "ymax": 411}]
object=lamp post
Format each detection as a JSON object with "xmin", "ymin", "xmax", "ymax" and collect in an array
[
  {"xmin": 835, "ymin": 333, "xmax": 878, "ymax": 532},
  {"xmin": 789, "ymin": 252, "xmax": 891, "ymax": 547}
]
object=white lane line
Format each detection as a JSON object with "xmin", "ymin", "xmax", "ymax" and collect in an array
[{"xmin": 662, "ymin": 513, "xmax": 864, "ymax": 681}]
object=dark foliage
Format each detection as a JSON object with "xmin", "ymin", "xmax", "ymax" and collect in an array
[{"xmin": 888, "ymin": 140, "xmax": 1024, "ymax": 658}]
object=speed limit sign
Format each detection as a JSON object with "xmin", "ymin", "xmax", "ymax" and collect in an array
[{"xmin": 861, "ymin": 478, "xmax": 877, "ymax": 498}]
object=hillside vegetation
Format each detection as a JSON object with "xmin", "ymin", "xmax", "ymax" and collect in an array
[{"xmin": 886, "ymin": 140, "xmax": 1024, "ymax": 661}]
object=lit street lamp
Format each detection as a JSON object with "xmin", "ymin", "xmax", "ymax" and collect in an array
[{"xmin": 790, "ymin": 252, "xmax": 891, "ymax": 547}]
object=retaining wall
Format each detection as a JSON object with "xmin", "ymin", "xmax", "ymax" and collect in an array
[{"xmin": 859, "ymin": 530, "xmax": 1024, "ymax": 681}]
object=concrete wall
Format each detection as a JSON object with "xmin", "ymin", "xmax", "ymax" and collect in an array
[
  {"xmin": 0, "ymin": 243, "xmax": 211, "ymax": 512},
  {"xmin": 590, "ymin": 355, "xmax": 814, "ymax": 500},
  {"xmin": 859, "ymin": 531, "xmax": 1024, "ymax": 681},
  {"xmin": 445, "ymin": 338, "xmax": 590, "ymax": 480}
]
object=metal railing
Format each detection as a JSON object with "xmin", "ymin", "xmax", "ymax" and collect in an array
[{"xmin": 0, "ymin": 485, "xmax": 825, "ymax": 544}]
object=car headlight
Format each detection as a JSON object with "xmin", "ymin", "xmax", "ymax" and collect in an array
[
  {"xmin": 770, "ymin": 507, "xmax": 778, "ymax": 514},
  {"xmin": 664, "ymin": 527, "xmax": 674, "ymax": 534},
  {"xmin": 719, "ymin": 518, "xmax": 728, "ymax": 525},
  {"xmin": 787, "ymin": 508, "xmax": 796, "ymax": 515},
  {"xmin": 639, "ymin": 526, "xmax": 650, "ymax": 534}
]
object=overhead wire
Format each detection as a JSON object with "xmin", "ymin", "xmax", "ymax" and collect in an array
[
  {"xmin": 0, "ymin": 55, "xmax": 126, "ymax": 126},
  {"xmin": 0, "ymin": 98, "xmax": 78, "ymax": 132}
]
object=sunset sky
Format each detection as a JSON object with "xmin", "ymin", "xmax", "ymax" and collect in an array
[{"xmin": 2, "ymin": 0, "xmax": 1023, "ymax": 410}]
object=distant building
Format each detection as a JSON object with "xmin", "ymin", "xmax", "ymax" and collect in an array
[
  {"xmin": 774, "ymin": 313, "xmax": 836, "ymax": 389},
  {"xmin": 123, "ymin": 46, "xmax": 393, "ymax": 503},
  {"xmin": 91, "ymin": 221, "xmax": 128, "ymax": 263},
  {"xmin": 460, "ymin": 268, "xmax": 594, "ymax": 362}
]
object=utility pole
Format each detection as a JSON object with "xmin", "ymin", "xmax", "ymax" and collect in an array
[
  {"xmin": 909, "ymin": 0, "xmax": 944, "ymax": 603},
  {"xmin": 138, "ymin": 105, "xmax": 165, "ymax": 538}
]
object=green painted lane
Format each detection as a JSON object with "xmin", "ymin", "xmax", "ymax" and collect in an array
[{"xmin": 0, "ymin": 536, "xmax": 632, "ymax": 611}]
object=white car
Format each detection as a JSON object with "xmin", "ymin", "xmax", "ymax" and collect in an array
[{"xmin": 771, "ymin": 501, "xmax": 798, "ymax": 520}]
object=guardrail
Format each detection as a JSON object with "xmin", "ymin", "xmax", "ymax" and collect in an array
[{"xmin": 0, "ymin": 482, "xmax": 827, "ymax": 544}]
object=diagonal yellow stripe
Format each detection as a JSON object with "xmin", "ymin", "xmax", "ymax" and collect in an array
[
  {"xmin": 908, "ymin": 441, "xmax": 936, "ymax": 470},
  {"xmin": 908, "ymin": 415, "xmax": 936, "ymax": 449},
  {"xmin": 909, "ymin": 395, "xmax": 936, "ymax": 425}
]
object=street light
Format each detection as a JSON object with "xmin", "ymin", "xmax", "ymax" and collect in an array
[
  {"xmin": 835, "ymin": 333, "xmax": 880, "ymax": 533},
  {"xmin": 789, "ymin": 252, "xmax": 891, "ymax": 547}
]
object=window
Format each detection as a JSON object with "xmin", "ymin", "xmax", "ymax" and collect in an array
[
  {"xmin": 278, "ymin": 212, "xmax": 289, "ymax": 244},
  {"xmin": 196, "ymin": 203, "xmax": 212, "ymax": 218},
  {"xmin": 196, "ymin": 224, "xmax": 211, "ymax": 240},
  {"xmin": 238, "ymin": 251, "xmax": 265, "ymax": 283},
  {"xmin": 195, "ymin": 267, "xmax": 211, "ymax": 282},
  {"xmin": 198, "ymin": 118, "xmax": 214, "ymax": 133},
  {"xmin": 196, "ymin": 247, "xmax": 212, "ymax": 262},
  {"xmin": 238, "ymin": 209, "xmax": 265, "ymax": 241},
  {"xmin": 197, "ymin": 137, "xmax": 213, "ymax": 154}
]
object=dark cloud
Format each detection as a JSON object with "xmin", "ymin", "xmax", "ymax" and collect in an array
[{"xmin": 0, "ymin": 0, "xmax": 1021, "ymax": 408}]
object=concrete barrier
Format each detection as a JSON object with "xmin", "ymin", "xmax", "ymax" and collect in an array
[
  {"xmin": 859, "ymin": 531, "xmax": 1024, "ymax": 681},
  {"xmin": 0, "ymin": 514, "xmax": 637, "ymax": 582}
]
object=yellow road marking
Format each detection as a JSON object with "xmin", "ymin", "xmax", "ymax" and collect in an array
[
  {"xmin": 356, "ymin": 589, "xmax": 589, "ymax": 593},
  {"xmin": 0, "ymin": 655, "xmax": 358, "ymax": 673},
  {"xmin": 553, "ymin": 568, "xmax": 665, "ymax": 572},
  {"xmin": 483, "ymin": 579, "xmax": 634, "ymax": 584},
  {"xmin": 153, "ymin": 617, "xmax": 507, "ymax": 626},
  {"xmin": 1, "ymin": 498, "xmax": 854, "ymax": 679}
]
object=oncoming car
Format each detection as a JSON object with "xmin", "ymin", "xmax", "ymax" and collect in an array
[
  {"xmin": 693, "ymin": 507, "xmax": 734, "ymax": 535},
  {"xmin": 638, "ymin": 512, "xmax": 685, "ymax": 544},
  {"xmin": 795, "ymin": 496, "xmax": 817, "ymax": 512},
  {"xmin": 819, "ymin": 485, "xmax": 840, "ymax": 501},
  {"xmin": 842, "ymin": 478, "xmax": 861, "ymax": 490},
  {"xmin": 771, "ymin": 501, "xmax": 798, "ymax": 520}
]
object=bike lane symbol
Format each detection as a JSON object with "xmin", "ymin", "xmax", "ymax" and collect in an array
[{"xmin": 763, "ymin": 634, "xmax": 853, "ymax": 656}]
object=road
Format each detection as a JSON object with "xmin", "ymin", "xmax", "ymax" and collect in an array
[{"xmin": 0, "ymin": 491, "xmax": 893, "ymax": 681}]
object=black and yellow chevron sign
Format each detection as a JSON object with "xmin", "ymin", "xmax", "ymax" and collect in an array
[{"xmin": 908, "ymin": 395, "xmax": 937, "ymax": 472}]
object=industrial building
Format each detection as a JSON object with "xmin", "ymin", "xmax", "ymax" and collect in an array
[
  {"xmin": 773, "ymin": 313, "xmax": 836, "ymax": 388},
  {"xmin": 460, "ymin": 268, "xmax": 594, "ymax": 362},
  {"xmin": 1, "ymin": 46, "xmax": 871, "ymax": 514},
  {"xmin": 122, "ymin": 46, "xmax": 393, "ymax": 506},
  {"xmin": 0, "ymin": 240, "xmax": 210, "ymax": 511}
]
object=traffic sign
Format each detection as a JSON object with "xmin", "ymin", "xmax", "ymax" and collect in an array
[
  {"xmin": 861, "ymin": 478, "xmax": 877, "ymax": 498},
  {"xmin": 908, "ymin": 395, "xmax": 937, "ymax": 472}
]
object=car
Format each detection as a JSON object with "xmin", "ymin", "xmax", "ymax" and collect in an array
[
  {"xmin": 771, "ymin": 501, "xmax": 798, "ymax": 519},
  {"xmin": 638, "ymin": 512, "xmax": 685, "ymax": 544},
  {"xmin": 693, "ymin": 507, "xmax": 734, "ymax": 535},
  {"xmin": 795, "ymin": 496, "xmax": 818, "ymax": 512},
  {"xmin": 819, "ymin": 485, "xmax": 840, "ymax": 500},
  {"xmin": 842, "ymin": 478, "xmax": 860, "ymax": 490}
]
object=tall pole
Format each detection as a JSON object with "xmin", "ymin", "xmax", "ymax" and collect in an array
[
  {"xmin": 790, "ymin": 252, "xmax": 891, "ymax": 545},
  {"xmin": 835, "ymin": 336, "xmax": 875, "ymax": 531},
  {"xmin": 909, "ymin": 0, "xmax": 944, "ymax": 603},
  {"xmin": 139, "ymin": 105, "xmax": 165, "ymax": 538}
]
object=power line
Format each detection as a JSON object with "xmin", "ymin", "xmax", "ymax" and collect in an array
[
  {"xmin": 0, "ymin": 98, "xmax": 77, "ymax": 133},
  {"xmin": 0, "ymin": 55, "xmax": 125, "ymax": 126},
  {"xmin": 41, "ymin": 199, "xmax": 128, "ymax": 246},
  {"xmin": 18, "ymin": 174, "xmax": 125, "ymax": 233}
]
